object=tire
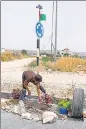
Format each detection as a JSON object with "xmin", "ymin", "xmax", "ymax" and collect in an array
[{"xmin": 72, "ymin": 88, "xmax": 84, "ymax": 119}]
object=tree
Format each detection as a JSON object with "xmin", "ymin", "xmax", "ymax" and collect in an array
[
  {"xmin": 63, "ymin": 53, "xmax": 69, "ymax": 57},
  {"xmin": 22, "ymin": 49, "xmax": 28, "ymax": 55}
]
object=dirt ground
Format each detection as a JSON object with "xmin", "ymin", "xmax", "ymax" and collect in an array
[{"xmin": 1, "ymin": 58, "xmax": 86, "ymax": 99}]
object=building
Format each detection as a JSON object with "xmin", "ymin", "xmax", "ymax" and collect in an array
[
  {"xmin": 60, "ymin": 48, "xmax": 73, "ymax": 56},
  {"xmin": 1, "ymin": 48, "xmax": 5, "ymax": 53}
]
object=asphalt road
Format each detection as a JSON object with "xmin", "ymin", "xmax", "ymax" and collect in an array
[{"xmin": 1, "ymin": 110, "xmax": 86, "ymax": 129}]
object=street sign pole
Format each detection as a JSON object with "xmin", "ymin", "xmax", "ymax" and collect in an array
[
  {"xmin": 36, "ymin": 5, "xmax": 44, "ymax": 70},
  {"xmin": 37, "ymin": 9, "xmax": 40, "ymax": 67},
  {"xmin": 37, "ymin": 38, "xmax": 40, "ymax": 66}
]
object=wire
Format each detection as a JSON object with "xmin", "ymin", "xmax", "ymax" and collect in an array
[{"xmin": 42, "ymin": 33, "xmax": 52, "ymax": 49}]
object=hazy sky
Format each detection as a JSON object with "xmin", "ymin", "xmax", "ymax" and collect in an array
[{"xmin": 1, "ymin": 1, "xmax": 86, "ymax": 52}]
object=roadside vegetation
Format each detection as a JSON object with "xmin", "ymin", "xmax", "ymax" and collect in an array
[
  {"xmin": 1, "ymin": 50, "xmax": 29, "ymax": 62},
  {"xmin": 29, "ymin": 56, "xmax": 86, "ymax": 73}
]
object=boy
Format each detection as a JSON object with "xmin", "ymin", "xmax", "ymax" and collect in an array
[{"xmin": 20, "ymin": 70, "xmax": 46, "ymax": 102}]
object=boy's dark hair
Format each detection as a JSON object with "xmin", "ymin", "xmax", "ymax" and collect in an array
[{"xmin": 35, "ymin": 74, "xmax": 42, "ymax": 82}]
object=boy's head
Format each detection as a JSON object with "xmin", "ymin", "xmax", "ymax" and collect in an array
[
  {"xmin": 33, "ymin": 74, "xmax": 42, "ymax": 85},
  {"xmin": 35, "ymin": 74, "xmax": 42, "ymax": 82}
]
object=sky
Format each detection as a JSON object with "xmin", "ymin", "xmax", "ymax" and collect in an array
[{"xmin": 1, "ymin": 1, "xmax": 86, "ymax": 52}]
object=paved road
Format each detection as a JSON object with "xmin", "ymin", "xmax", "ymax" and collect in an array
[{"xmin": 1, "ymin": 110, "xmax": 86, "ymax": 129}]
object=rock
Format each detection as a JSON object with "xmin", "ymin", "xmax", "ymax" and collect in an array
[
  {"xmin": 5, "ymin": 105, "xmax": 11, "ymax": 112},
  {"xmin": 83, "ymin": 110, "xmax": 86, "ymax": 118},
  {"xmin": 18, "ymin": 100, "xmax": 26, "ymax": 115},
  {"xmin": 42, "ymin": 111, "xmax": 58, "ymax": 124},
  {"xmin": 11, "ymin": 105, "xmax": 20, "ymax": 114},
  {"xmin": 57, "ymin": 114, "xmax": 68, "ymax": 120},
  {"xmin": 21, "ymin": 112, "xmax": 32, "ymax": 120},
  {"xmin": 1, "ymin": 99, "xmax": 8, "ymax": 108}
]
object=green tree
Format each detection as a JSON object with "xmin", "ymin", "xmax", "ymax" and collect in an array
[{"xmin": 22, "ymin": 49, "xmax": 28, "ymax": 55}]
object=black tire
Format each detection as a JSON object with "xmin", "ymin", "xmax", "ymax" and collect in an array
[{"xmin": 72, "ymin": 88, "xmax": 84, "ymax": 119}]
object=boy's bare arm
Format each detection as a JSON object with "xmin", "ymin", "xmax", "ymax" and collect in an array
[{"xmin": 36, "ymin": 85, "xmax": 41, "ymax": 101}]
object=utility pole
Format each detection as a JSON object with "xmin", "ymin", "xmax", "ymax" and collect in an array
[
  {"xmin": 51, "ymin": 1, "xmax": 54, "ymax": 56},
  {"xmin": 54, "ymin": 0, "xmax": 57, "ymax": 61}
]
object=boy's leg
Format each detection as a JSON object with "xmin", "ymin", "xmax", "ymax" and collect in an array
[
  {"xmin": 19, "ymin": 89, "xmax": 26, "ymax": 100},
  {"xmin": 19, "ymin": 73, "xmax": 27, "ymax": 100}
]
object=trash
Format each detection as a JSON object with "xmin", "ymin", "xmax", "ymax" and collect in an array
[
  {"xmin": 45, "ymin": 94, "xmax": 52, "ymax": 104},
  {"xmin": 12, "ymin": 88, "xmax": 20, "ymax": 99},
  {"xmin": 21, "ymin": 112, "xmax": 32, "ymax": 120},
  {"xmin": 42, "ymin": 111, "xmax": 58, "ymax": 124}
]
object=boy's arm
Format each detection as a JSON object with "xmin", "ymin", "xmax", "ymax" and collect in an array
[{"xmin": 36, "ymin": 84, "xmax": 41, "ymax": 102}]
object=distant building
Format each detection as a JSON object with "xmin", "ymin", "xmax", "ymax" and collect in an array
[
  {"xmin": 1, "ymin": 48, "xmax": 5, "ymax": 53},
  {"xmin": 61, "ymin": 48, "xmax": 73, "ymax": 56}
]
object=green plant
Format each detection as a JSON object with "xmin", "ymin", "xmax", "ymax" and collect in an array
[{"xmin": 58, "ymin": 99, "xmax": 72, "ymax": 109}]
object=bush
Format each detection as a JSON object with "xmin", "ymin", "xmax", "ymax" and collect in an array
[
  {"xmin": 1, "ymin": 52, "xmax": 15, "ymax": 61},
  {"xmin": 46, "ymin": 57, "xmax": 86, "ymax": 72},
  {"xmin": 1, "ymin": 52, "xmax": 26, "ymax": 62},
  {"xmin": 22, "ymin": 49, "xmax": 28, "ymax": 56}
]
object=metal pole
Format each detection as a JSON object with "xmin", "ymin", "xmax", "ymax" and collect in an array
[
  {"xmin": 37, "ymin": 39, "xmax": 40, "ymax": 66},
  {"xmin": 37, "ymin": 9, "xmax": 40, "ymax": 66},
  {"xmin": 51, "ymin": 1, "xmax": 54, "ymax": 56},
  {"xmin": 54, "ymin": 0, "xmax": 57, "ymax": 61}
]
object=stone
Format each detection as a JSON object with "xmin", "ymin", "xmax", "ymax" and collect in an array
[
  {"xmin": 57, "ymin": 114, "xmax": 68, "ymax": 120},
  {"xmin": 21, "ymin": 112, "xmax": 32, "ymax": 120},
  {"xmin": 11, "ymin": 105, "xmax": 20, "ymax": 114},
  {"xmin": 1, "ymin": 99, "xmax": 8, "ymax": 108},
  {"xmin": 42, "ymin": 111, "xmax": 58, "ymax": 124},
  {"xmin": 18, "ymin": 100, "xmax": 26, "ymax": 115},
  {"xmin": 83, "ymin": 110, "xmax": 86, "ymax": 118}
]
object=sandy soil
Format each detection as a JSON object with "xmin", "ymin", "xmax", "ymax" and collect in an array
[{"xmin": 1, "ymin": 58, "xmax": 86, "ymax": 99}]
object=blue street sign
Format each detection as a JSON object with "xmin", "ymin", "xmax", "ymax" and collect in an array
[{"xmin": 36, "ymin": 22, "xmax": 44, "ymax": 38}]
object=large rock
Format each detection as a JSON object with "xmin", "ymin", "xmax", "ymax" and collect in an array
[
  {"xmin": 11, "ymin": 105, "xmax": 20, "ymax": 114},
  {"xmin": 18, "ymin": 100, "xmax": 26, "ymax": 115},
  {"xmin": 21, "ymin": 112, "xmax": 32, "ymax": 120},
  {"xmin": 42, "ymin": 111, "xmax": 58, "ymax": 124}
]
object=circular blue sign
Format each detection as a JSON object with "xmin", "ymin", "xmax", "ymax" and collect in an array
[{"xmin": 36, "ymin": 22, "xmax": 44, "ymax": 38}]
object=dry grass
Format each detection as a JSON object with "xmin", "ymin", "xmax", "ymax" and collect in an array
[
  {"xmin": 1, "ymin": 52, "xmax": 27, "ymax": 62},
  {"xmin": 46, "ymin": 57, "xmax": 86, "ymax": 72}
]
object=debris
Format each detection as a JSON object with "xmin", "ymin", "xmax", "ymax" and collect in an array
[
  {"xmin": 42, "ymin": 111, "xmax": 58, "ymax": 124},
  {"xmin": 12, "ymin": 88, "xmax": 20, "ymax": 99}
]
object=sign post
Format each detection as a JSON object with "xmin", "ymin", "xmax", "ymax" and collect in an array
[{"xmin": 36, "ymin": 5, "xmax": 44, "ymax": 67}]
